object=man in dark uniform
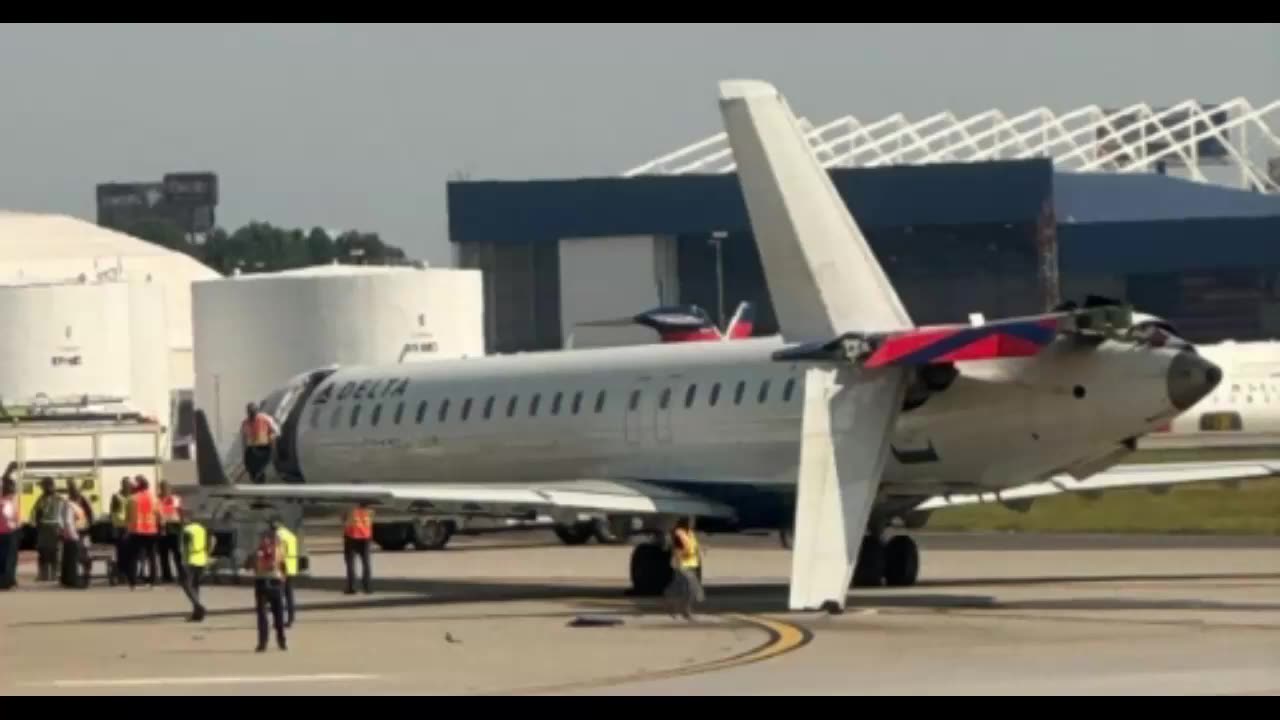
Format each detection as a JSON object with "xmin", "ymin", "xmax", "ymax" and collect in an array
[
  {"xmin": 245, "ymin": 527, "xmax": 289, "ymax": 652},
  {"xmin": 31, "ymin": 478, "xmax": 62, "ymax": 582}
]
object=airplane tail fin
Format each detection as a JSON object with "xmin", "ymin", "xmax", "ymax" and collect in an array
[
  {"xmin": 718, "ymin": 80, "xmax": 913, "ymax": 339},
  {"xmin": 194, "ymin": 409, "xmax": 230, "ymax": 487},
  {"xmin": 724, "ymin": 301, "xmax": 756, "ymax": 340}
]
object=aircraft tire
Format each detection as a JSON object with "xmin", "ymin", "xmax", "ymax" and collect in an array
[
  {"xmin": 592, "ymin": 516, "xmax": 632, "ymax": 545},
  {"xmin": 554, "ymin": 522, "xmax": 595, "ymax": 546},
  {"xmin": 374, "ymin": 523, "xmax": 412, "ymax": 552},
  {"xmin": 411, "ymin": 520, "xmax": 454, "ymax": 551},
  {"xmin": 884, "ymin": 535, "xmax": 920, "ymax": 588},
  {"xmin": 629, "ymin": 543, "xmax": 673, "ymax": 596},
  {"xmin": 851, "ymin": 536, "xmax": 886, "ymax": 588}
]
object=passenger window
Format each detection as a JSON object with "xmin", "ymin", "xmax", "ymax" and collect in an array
[
  {"xmin": 783, "ymin": 378, "xmax": 797, "ymax": 403},
  {"xmin": 416, "ymin": 401, "xmax": 429, "ymax": 424},
  {"xmin": 735, "ymin": 381, "xmax": 746, "ymax": 405},
  {"xmin": 629, "ymin": 390, "xmax": 641, "ymax": 411},
  {"xmin": 530, "ymin": 394, "xmax": 541, "ymax": 417},
  {"xmin": 438, "ymin": 399, "xmax": 451, "ymax": 423},
  {"xmin": 685, "ymin": 384, "xmax": 698, "ymax": 408},
  {"xmin": 572, "ymin": 391, "xmax": 584, "ymax": 415},
  {"xmin": 370, "ymin": 404, "xmax": 382, "ymax": 427},
  {"xmin": 394, "ymin": 402, "xmax": 405, "ymax": 425},
  {"xmin": 659, "ymin": 388, "xmax": 672, "ymax": 410},
  {"xmin": 595, "ymin": 391, "xmax": 607, "ymax": 414},
  {"xmin": 483, "ymin": 396, "xmax": 496, "ymax": 420},
  {"xmin": 551, "ymin": 392, "xmax": 563, "ymax": 416},
  {"xmin": 461, "ymin": 398, "xmax": 473, "ymax": 422},
  {"xmin": 350, "ymin": 405, "xmax": 363, "ymax": 427},
  {"xmin": 330, "ymin": 406, "xmax": 343, "ymax": 429},
  {"xmin": 758, "ymin": 381, "xmax": 772, "ymax": 404},
  {"xmin": 310, "ymin": 406, "xmax": 323, "ymax": 429},
  {"xmin": 709, "ymin": 383, "xmax": 721, "ymax": 407},
  {"xmin": 507, "ymin": 396, "xmax": 519, "ymax": 418}
]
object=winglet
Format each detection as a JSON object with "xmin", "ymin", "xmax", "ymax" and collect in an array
[
  {"xmin": 194, "ymin": 409, "xmax": 230, "ymax": 487},
  {"xmin": 718, "ymin": 79, "xmax": 912, "ymax": 340}
]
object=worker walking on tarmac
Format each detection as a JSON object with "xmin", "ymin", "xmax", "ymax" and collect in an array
[
  {"xmin": 665, "ymin": 518, "xmax": 705, "ymax": 621},
  {"xmin": 31, "ymin": 478, "xmax": 63, "ymax": 582},
  {"xmin": 60, "ymin": 480, "xmax": 92, "ymax": 589},
  {"xmin": 272, "ymin": 517, "xmax": 299, "ymax": 627},
  {"xmin": 343, "ymin": 503, "xmax": 374, "ymax": 595},
  {"xmin": 179, "ymin": 509, "xmax": 208, "ymax": 622},
  {"xmin": 156, "ymin": 481, "xmax": 185, "ymax": 584},
  {"xmin": 241, "ymin": 403, "xmax": 279, "ymax": 485},
  {"xmin": 0, "ymin": 477, "xmax": 18, "ymax": 590},
  {"xmin": 109, "ymin": 477, "xmax": 133, "ymax": 584},
  {"xmin": 125, "ymin": 477, "xmax": 161, "ymax": 590},
  {"xmin": 244, "ymin": 527, "xmax": 289, "ymax": 652}
]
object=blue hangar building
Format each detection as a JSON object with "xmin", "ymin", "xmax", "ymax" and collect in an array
[{"xmin": 448, "ymin": 159, "xmax": 1280, "ymax": 353}]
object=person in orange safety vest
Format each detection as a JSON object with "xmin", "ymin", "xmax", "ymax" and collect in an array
[
  {"xmin": 156, "ymin": 480, "xmax": 185, "ymax": 584},
  {"xmin": 126, "ymin": 477, "xmax": 161, "ymax": 590},
  {"xmin": 241, "ymin": 403, "xmax": 279, "ymax": 485},
  {"xmin": 343, "ymin": 503, "xmax": 374, "ymax": 596}
]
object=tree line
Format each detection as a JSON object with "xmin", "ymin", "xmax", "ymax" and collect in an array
[{"xmin": 113, "ymin": 218, "xmax": 412, "ymax": 275}]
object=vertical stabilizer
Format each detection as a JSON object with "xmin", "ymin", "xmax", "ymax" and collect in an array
[{"xmin": 718, "ymin": 80, "xmax": 913, "ymax": 340}]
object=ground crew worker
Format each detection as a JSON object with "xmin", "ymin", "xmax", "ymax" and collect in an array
[
  {"xmin": 125, "ymin": 477, "xmax": 160, "ymax": 590},
  {"xmin": 272, "ymin": 517, "xmax": 299, "ymax": 627},
  {"xmin": 244, "ymin": 527, "xmax": 289, "ymax": 652},
  {"xmin": 157, "ymin": 481, "xmax": 184, "ymax": 584},
  {"xmin": 180, "ymin": 509, "xmax": 208, "ymax": 622},
  {"xmin": 31, "ymin": 478, "xmax": 63, "ymax": 582},
  {"xmin": 342, "ymin": 503, "xmax": 374, "ymax": 595},
  {"xmin": 110, "ymin": 477, "xmax": 133, "ymax": 584},
  {"xmin": 60, "ymin": 480, "xmax": 91, "ymax": 589},
  {"xmin": 241, "ymin": 403, "xmax": 279, "ymax": 485},
  {"xmin": 664, "ymin": 518, "xmax": 705, "ymax": 621},
  {"xmin": 0, "ymin": 477, "xmax": 18, "ymax": 590}
]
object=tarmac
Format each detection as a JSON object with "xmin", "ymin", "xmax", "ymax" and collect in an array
[{"xmin": 2, "ymin": 531, "xmax": 1278, "ymax": 695}]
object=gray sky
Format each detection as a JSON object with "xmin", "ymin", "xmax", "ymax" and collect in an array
[{"xmin": 1, "ymin": 23, "xmax": 1276, "ymax": 265}]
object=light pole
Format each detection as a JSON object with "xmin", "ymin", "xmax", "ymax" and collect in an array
[{"xmin": 710, "ymin": 231, "xmax": 728, "ymax": 329}]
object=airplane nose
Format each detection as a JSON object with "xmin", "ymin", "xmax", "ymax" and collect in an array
[{"xmin": 1166, "ymin": 349, "xmax": 1223, "ymax": 412}]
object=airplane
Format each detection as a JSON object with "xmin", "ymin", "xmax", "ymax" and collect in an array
[
  {"xmin": 192, "ymin": 79, "xmax": 1229, "ymax": 613},
  {"xmin": 567, "ymin": 302, "xmax": 755, "ymax": 349}
]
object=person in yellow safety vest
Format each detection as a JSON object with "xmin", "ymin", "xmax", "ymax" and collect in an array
[
  {"xmin": 241, "ymin": 403, "xmax": 280, "ymax": 485},
  {"xmin": 243, "ymin": 528, "xmax": 289, "ymax": 653},
  {"xmin": 31, "ymin": 478, "xmax": 63, "ymax": 583},
  {"xmin": 109, "ymin": 477, "xmax": 133, "ymax": 584},
  {"xmin": 664, "ymin": 518, "xmax": 705, "ymax": 621},
  {"xmin": 179, "ymin": 509, "xmax": 208, "ymax": 622},
  {"xmin": 156, "ymin": 481, "xmax": 184, "ymax": 585},
  {"xmin": 271, "ymin": 517, "xmax": 299, "ymax": 628}
]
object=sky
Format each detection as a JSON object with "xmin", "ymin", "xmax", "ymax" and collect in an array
[{"xmin": 0, "ymin": 23, "xmax": 1276, "ymax": 265}]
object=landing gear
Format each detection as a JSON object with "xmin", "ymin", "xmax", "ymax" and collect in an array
[
  {"xmin": 411, "ymin": 519, "xmax": 454, "ymax": 551},
  {"xmin": 553, "ymin": 522, "xmax": 596, "ymax": 546},
  {"xmin": 591, "ymin": 516, "xmax": 633, "ymax": 546},
  {"xmin": 629, "ymin": 542, "xmax": 673, "ymax": 596},
  {"xmin": 851, "ymin": 535, "xmax": 920, "ymax": 588}
]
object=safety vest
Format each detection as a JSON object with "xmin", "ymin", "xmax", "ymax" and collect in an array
[
  {"xmin": 276, "ymin": 526, "xmax": 299, "ymax": 577},
  {"xmin": 254, "ymin": 539, "xmax": 284, "ymax": 580},
  {"xmin": 111, "ymin": 493, "xmax": 129, "ymax": 529},
  {"xmin": 674, "ymin": 528, "xmax": 700, "ymax": 570},
  {"xmin": 184, "ymin": 523, "xmax": 209, "ymax": 568},
  {"xmin": 344, "ymin": 508, "xmax": 373, "ymax": 541},
  {"xmin": 129, "ymin": 491, "xmax": 158, "ymax": 535},
  {"xmin": 37, "ymin": 495, "xmax": 62, "ymax": 526},
  {"xmin": 0, "ymin": 496, "xmax": 17, "ymax": 535},
  {"xmin": 242, "ymin": 414, "xmax": 274, "ymax": 448},
  {"xmin": 160, "ymin": 494, "xmax": 182, "ymax": 524}
]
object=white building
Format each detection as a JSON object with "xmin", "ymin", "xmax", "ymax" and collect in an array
[{"xmin": 193, "ymin": 264, "xmax": 485, "ymax": 446}]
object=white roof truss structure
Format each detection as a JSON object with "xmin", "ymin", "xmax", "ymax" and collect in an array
[{"xmin": 626, "ymin": 99, "xmax": 1280, "ymax": 193}]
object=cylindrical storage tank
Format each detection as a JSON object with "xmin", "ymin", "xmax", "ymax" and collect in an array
[
  {"xmin": 127, "ymin": 281, "xmax": 172, "ymax": 440},
  {"xmin": 0, "ymin": 281, "xmax": 133, "ymax": 405},
  {"xmin": 193, "ymin": 265, "xmax": 484, "ymax": 447}
]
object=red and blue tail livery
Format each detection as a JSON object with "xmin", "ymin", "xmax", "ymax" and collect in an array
[{"xmin": 864, "ymin": 318, "xmax": 1059, "ymax": 369}]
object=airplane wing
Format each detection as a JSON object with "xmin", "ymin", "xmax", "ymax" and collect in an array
[
  {"xmin": 194, "ymin": 478, "xmax": 738, "ymax": 522},
  {"xmin": 915, "ymin": 459, "xmax": 1280, "ymax": 513}
]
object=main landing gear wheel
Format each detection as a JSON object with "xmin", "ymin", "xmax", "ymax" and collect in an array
[
  {"xmin": 592, "ymin": 516, "xmax": 632, "ymax": 546},
  {"xmin": 411, "ymin": 519, "xmax": 454, "ymax": 551},
  {"xmin": 884, "ymin": 536, "xmax": 920, "ymax": 588},
  {"xmin": 852, "ymin": 536, "xmax": 886, "ymax": 588},
  {"xmin": 554, "ymin": 522, "xmax": 596, "ymax": 546},
  {"xmin": 629, "ymin": 543, "xmax": 674, "ymax": 597}
]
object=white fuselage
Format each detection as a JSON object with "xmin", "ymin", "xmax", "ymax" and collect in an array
[
  {"xmin": 278, "ymin": 336, "xmax": 1190, "ymax": 517},
  {"xmin": 1151, "ymin": 340, "xmax": 1280, "ymax": 443}
]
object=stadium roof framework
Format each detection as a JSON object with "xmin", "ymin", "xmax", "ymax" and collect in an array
[{"xmin": 626, "ymin": 99, "xmax": 1280, "ymax": 193}]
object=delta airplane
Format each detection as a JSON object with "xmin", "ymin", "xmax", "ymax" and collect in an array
[{"xmin": 196, "ymin": 80, "xmax": 1234, "ymax": 613}]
